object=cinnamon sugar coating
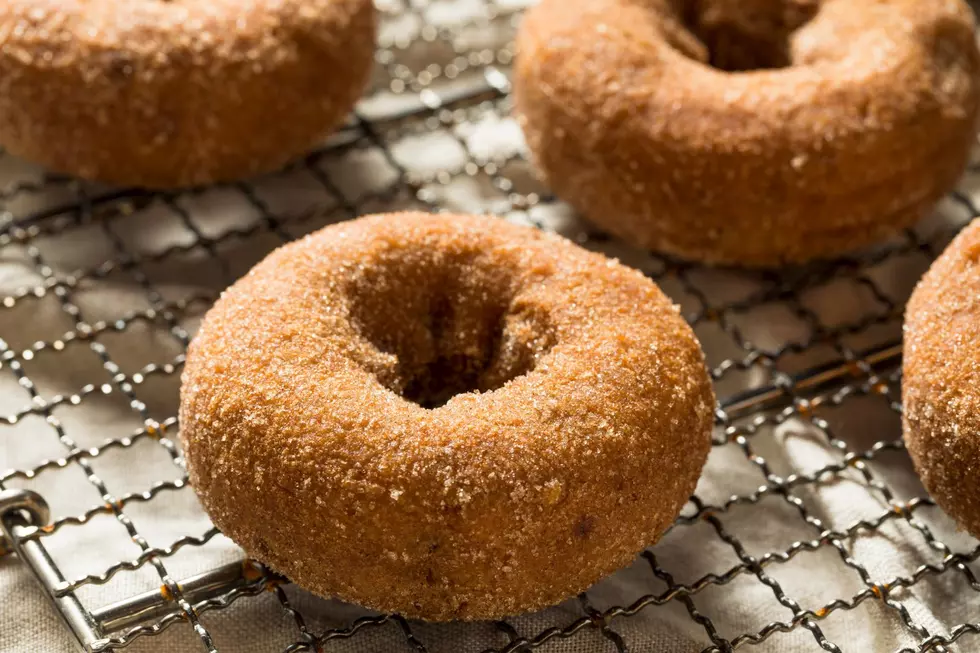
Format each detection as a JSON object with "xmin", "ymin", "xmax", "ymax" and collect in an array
[
  {"xmin": 179, "ymin": 212, "xmax": 715, "ymax": 620},
  {"xmin": 0, "ymin": 0, "xmax": 375, "ymax": 188},
  {"xmin": 904, "ymin": 219, "xmax": 980, "ymax": 538},
  {"xmin": 513, "ymin": 0, "xmax": 980, "ymax": 267}
]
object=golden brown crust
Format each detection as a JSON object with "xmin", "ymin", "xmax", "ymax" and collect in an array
[
  {"xmin": 904, "ymin": 219, "xmax": 980, "ymax": 538},
  {"xmin": 179, "ymin": 212, "xmax": 715, "ymax": 621},
  {"xmin": 0, "ymin": 0, "xmax": 376, "ymax": 188},
  {"xmin": 513, "ymin": 0, "xmax": 980, "ymax": 267}
]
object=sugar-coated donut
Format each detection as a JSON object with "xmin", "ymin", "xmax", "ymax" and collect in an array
[
  {"xmin": 514, "ymin": 0, "xmax": 980, "ymax": 266},
  {"xmin": 904, "ymin": 219, "xmax": 980, "ymax": 537},
  {"xmin": 179, "ymin": 212, "xmax": 715, "ymax": 620},
  {"xmin": 0, "ymin": 0, "xmax": 375, "ymax": 188}
]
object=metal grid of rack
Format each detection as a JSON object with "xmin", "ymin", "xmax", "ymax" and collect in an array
[{"xmin": 2, "ymin": 1, "xmax": 980, "ymax": 651}]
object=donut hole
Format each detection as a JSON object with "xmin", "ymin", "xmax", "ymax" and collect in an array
[
  {"xmin": 671, "ymin": 0, "xmax": 821, "ymax": 72},
  {"xmin": 348, "ymin": 252, "xmax": 555, "ymax": 408}
]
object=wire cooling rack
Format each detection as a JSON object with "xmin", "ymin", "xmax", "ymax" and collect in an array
[{"xmin": 3, "ymin": 1, "xmax": 980, "ymax": 651}]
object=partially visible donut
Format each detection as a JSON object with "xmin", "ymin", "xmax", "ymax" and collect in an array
[
  {"xmin": 0, "ymin": 0, "xmax": 375, "ymax": 188},
  {"xmin": 179, "ymin": 212, "xmax": 715, "ymax": 620},
  {"xmin": 514, "ymin": 0, "xmax": 980, "ymax": 266},
  {"xmin": 904, "ymin": 219, "xmax": 980, "ymax": 537}
]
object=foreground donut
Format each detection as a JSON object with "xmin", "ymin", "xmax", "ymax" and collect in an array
[
  {"xmin": 180, "ymin": 212, "xmax": 715, "ymax": 620},
  {"xmin": 904, "ymin": 220, "xmax": 980, "ymax": 537},
  {"xmin": 0, "ymin": 0, "xmax": 375, "ymax": 188},
  {"xmin": 514, "ymin": 0, "xmax": 980, "ymax": 266}
]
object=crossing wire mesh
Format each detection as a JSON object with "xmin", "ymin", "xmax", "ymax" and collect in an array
[{"xmin": 2, "ymin": 0, "xmax": 980, "ymax": 651}]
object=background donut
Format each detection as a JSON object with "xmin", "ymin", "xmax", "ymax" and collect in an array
[
  {"xmin": 514, "ymin": 0, "xmax": 980, "ymax": 266},
  {"xmin": 0, "ymin": 0, "xmax": 376, "ymax": 188},
  {"xmin": 904, "ymin": 219, "xmax": 980, "ymax": 538}
]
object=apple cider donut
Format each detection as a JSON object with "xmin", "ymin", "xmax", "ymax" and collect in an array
[
  {"xmin": 0, "ymin": 0, "xmax": 375, "ymax": 188},
  {"xmin": 514, "ymin": 0, "xmax": 980, "ymax": 266},
  {"xmin": 904, "ymin": 219, "xmax": 980, "ymax": 538},
  {"xmin": 179, "ymin": 212, "xmax": 715, "ymax": 620}
]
